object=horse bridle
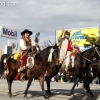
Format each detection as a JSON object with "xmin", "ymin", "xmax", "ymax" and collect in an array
[
  {"xmin": 78, "ymin": 53, "xmax": 92, "ymax": 62},
  {"xmin": 78, "ymin": 47, "xmax": 100, "ymax": 62},
  {"xmin": 95, "ymin": 47, "xmax": 100, "ymax": 57}
]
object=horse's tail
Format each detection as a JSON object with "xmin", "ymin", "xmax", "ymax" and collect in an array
[
  {"xmin": 2, "ymin": 63, "xmax": 9, "ymax": 79},
  {"xmin": 0, "ymin": 54, "xmax": 10, "ymax": 75}
]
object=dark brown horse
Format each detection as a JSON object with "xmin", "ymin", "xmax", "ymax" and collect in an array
[
  {"xmin": 81, "ymin": 60, "xmax": 100, "ymax": 90},
  {"xmin": 68, "ymin": 46, "xmax": 100, "ymax": 97},
  {"xmin": 68, "ymin": 59, "xmax": 100, "ymax": 96},
  {"xmin": 5, "ymin": 44, "xmax": 59, "ymax": 99},
  {"xmin": 45, "ymin": 48, "xmax": 78, "ymax": 95},
  {"xmin": 45, "ymin": 63, "xmax": 61, "ymax": 95},
  {"xmin": 90, "ymin": 60, "xmax": 100, "ymax": 83}
]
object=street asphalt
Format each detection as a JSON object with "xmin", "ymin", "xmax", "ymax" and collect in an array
[{"xmin": 0, "ymin": 79, "xmax": 100, "ymax": 100}]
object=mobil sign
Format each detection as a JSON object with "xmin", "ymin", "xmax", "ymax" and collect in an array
[{"xmin": 0, "ymin": 26, "xmax": 17, "ymax": 39}]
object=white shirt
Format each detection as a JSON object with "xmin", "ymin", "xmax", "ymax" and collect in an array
[{"xmin": 20, "ymin": 39, "xmax": 36, "ymax": 50}]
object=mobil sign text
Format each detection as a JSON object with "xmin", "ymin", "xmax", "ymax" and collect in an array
[{"xmin": 1, "ymin": 27, "xmax": 17, "ymax": 39}]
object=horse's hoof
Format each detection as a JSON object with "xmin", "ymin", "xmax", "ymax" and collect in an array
[
  {"xmin": 70, "ymin": 91, "xmax": 74, "ymax": 97},
  {"xmin": 82, "ymin": 86, "xmax": 86, "ymax": 91},
  {"xmin": 23, "ymin": 96, "xmax": 27, "ymax": 99},
  {"xmin": 46, "ymin": 90, "xmax": 53, "ymax": 95},
  {"xmin": 91, "ymin": 95, "xmax": 95, "ymax": 99},
  {"xmin": 44, "ymin": 95, "xmax": 49, "ymax": 99},
  {"xmin": 12, "ymin": 94, "xmax": 14, "ymax": 97},
  {"xmin": 8, "ymin": 92, "xmax": 13, "ymax": 97},
  {"xmin": 71, "ymin": 94, "xmax": 74, "ymax": 97}
]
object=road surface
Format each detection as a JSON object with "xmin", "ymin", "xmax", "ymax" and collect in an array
[{"xmin": 0, "ymin": 79, "xmax": 100, "ymax": 100}]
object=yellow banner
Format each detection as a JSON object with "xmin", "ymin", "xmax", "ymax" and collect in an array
[{"xmin": 56, "ymin": 26, "xmax": 99, "ymax": 47}]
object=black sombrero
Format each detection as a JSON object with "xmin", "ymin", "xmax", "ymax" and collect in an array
[{"xmin": 21, "ymin": 29, "xmax": 33, "ymax": 36}]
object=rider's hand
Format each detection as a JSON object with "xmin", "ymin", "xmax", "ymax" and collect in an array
[{"xmin": 62, "ymin": 28, "xmax": 65, "ymax": 35}]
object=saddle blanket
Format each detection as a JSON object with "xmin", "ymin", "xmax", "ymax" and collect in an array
[{"xmin": 26, "ymin": 57, "xmax": 34, "ymax": 69}]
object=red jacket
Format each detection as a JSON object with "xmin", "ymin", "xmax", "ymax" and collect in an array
[{"xmin": 67, "ymin": 40, "xmax": 73, "ymax": 51}]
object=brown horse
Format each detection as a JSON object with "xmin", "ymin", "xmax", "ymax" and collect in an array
[
  {"xmin": 68, "ymin": 46, "xmax": 100, "ymax": 97},
  {"xmin": 45, "ymin": 48, "xmax": 78, "ymax": 95},
  {"xmin": 68, "ymin": 59, "xmax": 100, "ymax": 97},
  {"xmin": 5, "ymin": 44, "xmax": 59, "ymax": 99},
  {"xmin": 45, "ymin": 63, "xmax": 61, "ymax": 95},
  {"xmin": 82, "ymin": 60, "xmax": 100, "ymax": 89},
  {"xmin": 90, "ymin": 60, "xmax": 100, "ymax": 83}
]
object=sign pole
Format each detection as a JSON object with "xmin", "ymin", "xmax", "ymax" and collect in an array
[{"xmin": 8, "ymin": 38, "xmax": 10, "ymax": 46}]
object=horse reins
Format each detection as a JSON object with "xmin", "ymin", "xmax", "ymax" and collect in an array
[
  {"xmin": 78, "ymin": 47, "xmax": 100, "ymax": 62},
  {"xmin": 78, "ymin": 53, "xmax": 92, "ymax": 62}
]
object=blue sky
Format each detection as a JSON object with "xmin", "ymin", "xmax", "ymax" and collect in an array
[{"xmin": 0, "ymin": 0, "xmax": 100, "ymax": 50}]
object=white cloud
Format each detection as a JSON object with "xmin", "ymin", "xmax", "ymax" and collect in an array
[{"xmin": 0, "ymin": 0, "xmax": 100, "ymax": 49}]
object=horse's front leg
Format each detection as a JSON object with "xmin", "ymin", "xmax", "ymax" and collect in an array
[
  {"xmin": 45, "ymin": 75, "xmax": 52, "ymax": 95},
  {"xmin": 39, "ymin": 74, "xmax": 48, "ymax": 99},
  {"xmin": 45, "ymin": 68, "xmax": 53, "ymax": 95},
  {"xmin": 7, "ymin": 72, "xmax": 16, "ymax": 97},
  {"xmin": 85, "ymin": 67, "xmax": 94, "ymax": 97},
  {"xmin": 7, "ymin": 78, "xmax": 13, "ymax": 97},
  {"xmin": 83, "ymin": 74, "xmax": 94, "ymax": 97},
  {"xmin": 71, "ymin": 77, "xmax": 79, "ymax": 97},
  {"xmin": 24, "ymin": 76, "xmax": 33, "ymax": 99}
]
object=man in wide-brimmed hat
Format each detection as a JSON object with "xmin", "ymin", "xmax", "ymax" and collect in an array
[
  {"xmin": 16, "ymin": 29, "xmax": 37, "ymax": 81},
  {"xmin": 58, "ymin": 28, "xmax": 73, "ymax": 75}
]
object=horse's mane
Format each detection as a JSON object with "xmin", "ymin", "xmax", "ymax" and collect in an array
[
  {"xmin": 36, "ymin": 44, "xmax": 59, "ymax": 59},
  {"xmin": 36, "ymin": 46, "xmax": 53, "ymax": 58}
]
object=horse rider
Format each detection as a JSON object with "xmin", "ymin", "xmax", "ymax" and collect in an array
[
  {"xmin": 69, "ymin": 45, "xmax": 81, "ymax": 68},
  {"xmin": 18, "ymin": 29, "xmax": 38, "ymax": 81},
  {"xmin": 58, "ymin": 28, "xmax": 73, "ymax": 73}
]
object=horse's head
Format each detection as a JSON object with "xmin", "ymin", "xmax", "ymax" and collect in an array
[
  {"xmin": 92, "ymin": 45, "xmax": 100, "ymax": 60},
  {"xmin": 80, "ymin": 45, "xmax": 100, "ymax": 61}
]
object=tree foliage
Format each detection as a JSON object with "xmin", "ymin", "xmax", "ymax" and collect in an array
[
  {"xmin": 83, "ymin": 34, "xmax": 100, "ymax": 48},
  {"xmin": 12, "ymin": 43, "xmax": 16, "ymax": 49}
]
